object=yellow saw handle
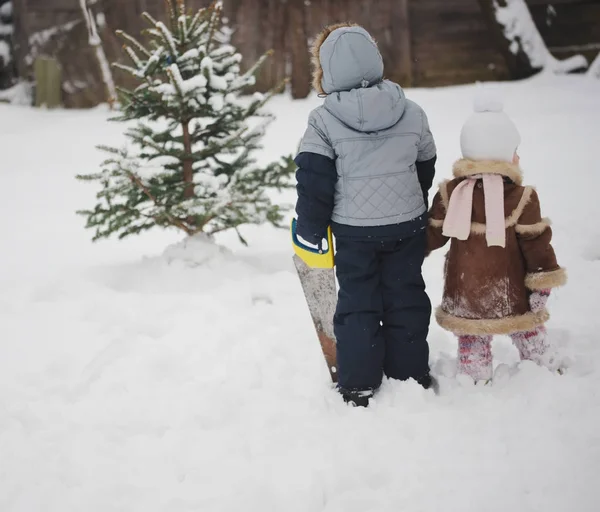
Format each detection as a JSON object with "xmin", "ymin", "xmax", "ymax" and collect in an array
[{"xmin": 291, "ymin": 219, "xmax": 334, "ymax": 269}]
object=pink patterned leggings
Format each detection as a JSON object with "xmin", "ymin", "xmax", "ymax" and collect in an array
[{"xmin": 458, "ymin": 326, "xmax": 551, "ymax": 382}]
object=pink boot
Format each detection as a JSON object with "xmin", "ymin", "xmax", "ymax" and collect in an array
[
  {"xmin": 510, "ymin": 326, "xmax": 559, "ymax": 371},
  {"xmin": 458, "ymin": 335, "xmax": 493, "ymax": 383}
]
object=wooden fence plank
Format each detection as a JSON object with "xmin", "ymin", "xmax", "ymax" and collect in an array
[
  {"xmin": 393, "ymin": 0, "xmax": 413, "ymax": 86},
  {"xmin": 288, "ymin": 0, "xmax": 311, "ymax": 98}
]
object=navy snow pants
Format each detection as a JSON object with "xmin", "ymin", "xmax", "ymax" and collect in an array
[{"xmin": 334, "ymin": 232, "xmax": 432, "ymax": 391}]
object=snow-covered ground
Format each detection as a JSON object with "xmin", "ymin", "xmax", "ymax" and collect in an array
[{"xmin": 1, "ymin": 76, "xmax": 599, "ymax": 511}]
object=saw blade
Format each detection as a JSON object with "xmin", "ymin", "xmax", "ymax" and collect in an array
[{"xmin": 293, "ymin": 254, "xmax": 338, "ymax": 382}]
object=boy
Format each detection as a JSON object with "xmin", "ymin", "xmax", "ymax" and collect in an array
[{"xmin": 295, "ymin": 24, "xmax": 438, "ymax": 406}]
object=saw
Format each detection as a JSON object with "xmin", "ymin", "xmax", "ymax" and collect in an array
[{"xmin": 291, "ymin": 219, "xmax": 338, "ymax": 382}]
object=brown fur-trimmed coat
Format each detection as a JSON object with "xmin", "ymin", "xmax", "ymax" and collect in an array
[{"xmin": 427, "ymin": 159, "xmax": 567, "ymax": 336}]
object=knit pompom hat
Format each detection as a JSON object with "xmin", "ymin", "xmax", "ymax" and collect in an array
[{"xmin": 460, "ymin": 92, "xmax": 521, "ymax": 163}]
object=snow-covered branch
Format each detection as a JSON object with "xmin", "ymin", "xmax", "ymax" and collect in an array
[
  {"xmin": 0, "ymin": 81, "xmax": 32, "ymax": 104},
  {"xmin": 494, "ymin": 0, "xmax": 587, "ymax": 74},
  {"xmin": 78, "ymin": 0, "xmax": 117, "ymax": 107},
  {"xmin": 0, "ymin": 39, "xmax": 9, "ymax": 67},
  {"xmin": 589, "ymin": 53, "xmax": 600, "ymax": 79}
]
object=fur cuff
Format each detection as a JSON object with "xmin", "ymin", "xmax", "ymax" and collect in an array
[
  {"xmin": 515, "ymin": 218, "xmax": 552, "ymax": 236},
  {"xmin": 525, "ymin": 268, "xmax": 567, "ymax": 290},
  {"xmin": 453, "ymin": 159, "xmax": 523, "ymax": 186},
  {"xmin": 436, "ymin": 307, "xmax": 549, "ymax": 336}
]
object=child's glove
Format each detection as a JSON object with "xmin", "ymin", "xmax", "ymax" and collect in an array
[
  {"xmin": 297, "ymin": 234, "xmax": 329, "ymax": 252},
  {"xmin": 529, "ymin": 289, "xmax": 551, "ymax": 312}
]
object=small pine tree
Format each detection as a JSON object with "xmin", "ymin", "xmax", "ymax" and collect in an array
[{"xmin": 77, "ymin": 0, "xmax": 294, "ymax": 243}]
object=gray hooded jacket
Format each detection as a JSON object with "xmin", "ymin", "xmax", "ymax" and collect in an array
[{"xmin": 298, "ymin": 26, "xmax": 436, "ymax": 228}]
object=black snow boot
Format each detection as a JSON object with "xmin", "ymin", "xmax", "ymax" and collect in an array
[
  {"xmin": 416, "ymin": 372, "xmax": 438, "ymax": 393},
  {"xmin": 340, "ymin": 388, "xmax": 374, "ymax": 408}
]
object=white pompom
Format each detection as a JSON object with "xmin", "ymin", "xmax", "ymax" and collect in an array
[{"xmin": 473, "ymin": 89, "xmax": 504, "ymax": 113}]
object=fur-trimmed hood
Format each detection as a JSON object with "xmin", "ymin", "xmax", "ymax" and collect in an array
[
  {"xmin": 311, "ymin": 24, "xmax": 384, "ymax": 95},
  {"xmin": 452, "ymin": 159, "xmax": 523, "ymax": 186},
  {"xmin": 310, "ymin": 24, "xmax": 404, "ymax": 132}
]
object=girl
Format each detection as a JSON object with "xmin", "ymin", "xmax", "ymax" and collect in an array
[{"xmin": 427, "ymin": 97, "xmax": 566, "ymax": 383}]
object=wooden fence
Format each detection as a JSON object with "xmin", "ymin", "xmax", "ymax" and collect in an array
[{"xmin": 11, "ymin": 0, "xmax": 600, "ymax": 107}]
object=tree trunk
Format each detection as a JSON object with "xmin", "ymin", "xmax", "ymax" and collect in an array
[
  {"xmin": 288, "ymin": 0, "xmax": 311, "ymax": 99},
  {"xmin": 477, "ymin": 0, "xmax": 587, "ymax": 78},
  {"xmin": 182, "ymin": 120, "xmax": 194, "ymax": 200},
  {"xmin": 477, "ymin": 0, "xmax": 537, "ymax": 79}
]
